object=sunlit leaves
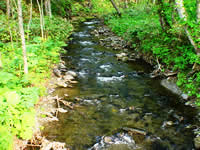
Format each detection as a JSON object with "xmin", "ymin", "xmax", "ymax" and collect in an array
[{"xmin": 5, "ymin": 91, "xmax": 20, "ymax": 106}]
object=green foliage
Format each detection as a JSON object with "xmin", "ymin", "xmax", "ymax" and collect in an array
[
  {"xmin": 0, "ymin": 5, "xmax": 73, "ymax": 149},
  {"xmin": 44, "ymin": 17, "xmax": 73, "ymax": 40},
  {"xmin": 0, "ymin": 126, "xmax": 13, "ymax": 150},
  {"xmin": 51, "ymin": 0, "xmax": 90, "ymax": 17},
  {"xmin": 104, "ymin": 3, "xmax": 200, "ymax": 103},
  {"xmin": 91, "ymin": 0, "xmax": 114, "ymax": 16},
  {"xmin": 0, "ymin": 15, "xmax": 19, "ymax": 43}
]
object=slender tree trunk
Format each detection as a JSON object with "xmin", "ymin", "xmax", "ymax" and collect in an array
[
  {"xmin": 36, "ymin": 0, "xmax": 44, "ymax": 38},
  {"xmin": 45, "ymin": 0, "xmax": 52, "ymax": 17},
  {"xmin": 6, "ymin": 0, "xmax": 13, "ymax": 47},
  {"xmin": 44, "ymin": 0, "xmax": 48, "ymax": 16},
  {"xmin": 175, "ymin": 0, "xmax": 200, "ymax": 55},
  {"xmin": 41, "ymin": 0, "xmax": 45, "ymax": 38},
  {"xmin": 197, "ymin": 0, "xmax": 200, "ymax": 23},
  {"xmin": 6, "ymin": 0, "xmax": 10, "ymax": 18},
  {"xmin": 27, "ymin": 0, "xmax": 32, "ymax": 39},
  {"xmin": 110, "ymin": 0, "xmax": 121, "ymax": 17},
  {"xmin": 17, "ymin": 0, "xmax": 28, "ymax": 74},
  {"xmin": 48, "ymin": 0, "xmax": 52, "ymax": 17}
]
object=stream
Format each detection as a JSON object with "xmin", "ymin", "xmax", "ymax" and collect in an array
[{"xmin": 43, "ymin": 19, "xmax": 199, "ymax": 150}]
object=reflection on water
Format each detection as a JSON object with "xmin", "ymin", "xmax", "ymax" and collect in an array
[{"xmin": 43, "ymin": 19, "xmax": 199, "ymax": 150}]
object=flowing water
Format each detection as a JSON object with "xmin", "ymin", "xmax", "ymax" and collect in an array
[{"xmin": 43, "ymin": 19, "xmax": 199, "ymax": 150}]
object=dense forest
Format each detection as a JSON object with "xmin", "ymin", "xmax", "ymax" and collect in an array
[{"xmin": 0, "ymin": 0, "xmax": 200, "ymax": 149}]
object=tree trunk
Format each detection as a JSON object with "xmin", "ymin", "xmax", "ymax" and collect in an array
[
  {"xmin": 17, "ymin": 0, "xmax": 28, "ymax": 74},
  {"xmin": 48, "ymin": 0, "xmax": 52, "ymax": 17},
  {"xmin": 6, "ymin": 0, "xmax": 10, "ymax": 18},
  {"xmin": 44, "ymin": 0, "xmax": 48, "ymax": 16},
  {"xmin": 27, "ymin": 0, "xmax": 32, "ymax": 39},
  {"xmin": 109, "ymin": 0, "xmax": 121, "ymax": 17},
  {"xmin": 197, "ymin": 0, "xmax": 200, "ymax": 23},
  {"xmin": 41, "ymin": 0, "xmax": 45, "ymax": 38},
  {"xmin": 45, "ymin": 0, "xmax": 52, "ymax": 17},
  {"xmin": 175, "ymin": 0, "xmax": 200, "ymax": 55},
  {"xmin": 36, "ymin": 0, "xmax": 44, "ymax": 38}
]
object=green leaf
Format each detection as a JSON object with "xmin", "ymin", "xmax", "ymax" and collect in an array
[{"xmin": 5, "ymin": 91, "xmax": 20, "ymax": 106}]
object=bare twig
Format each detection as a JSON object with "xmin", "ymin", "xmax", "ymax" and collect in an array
[{"xmin": 59, "ymin": 99, "xmax": 74, "ymax": 109}]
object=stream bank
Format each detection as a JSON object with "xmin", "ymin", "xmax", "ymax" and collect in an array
[
  {"xmin": 39, "ymin": 19, "xmax": 200, "ymax": 150},
  {"xmin": 91, "ymin": 24, "xmax": 190, "ymax": 102}
]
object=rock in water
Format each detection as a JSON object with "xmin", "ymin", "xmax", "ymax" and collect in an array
[
  {"xmin": 66, "ymin": 71, "xmax": 77, "ymax": 77},
  {"xmin": 63, "ymin": 74, "xmax": 74, "ymax": 81},
  {"xmin": 122, "ymin": 57, "xmax": 129, "ymax": 62},
  {"xmin": 161, "ymin": 79, "xmax": 188, "ymax": 100},
  {"xmin": 89, "ymin": 133, "xmax": 135, "ymax": 150},
  {"xmin": 116, "ymin": 53, "xmax": 127, "ymax": 59},
  {"xmin": 194, "ymin": 136, "xmax": 200, "ymax": 149},
  {"xmin": 56, "ymin": 78, "xmax": 68, "ymax": 88},
  {"xmin": 53, "ymin": 68, "xmax": 61, "ymax": 77},
  {"xmin": 58, "ymin": 63, "xmax": 67, "ymax": 70},
  {"xmin": 104, "ymin": 136, "xmax": 112, "ymax": 144}
]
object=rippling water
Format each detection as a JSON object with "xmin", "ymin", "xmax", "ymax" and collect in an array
[{"xmin": 43, "ymin": 19, "xmax": 199, "ymax": 150}]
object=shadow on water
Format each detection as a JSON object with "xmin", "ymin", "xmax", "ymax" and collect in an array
[{"xmin": 42, "ymin": 19, "xmax": 199, "ymax": 150}]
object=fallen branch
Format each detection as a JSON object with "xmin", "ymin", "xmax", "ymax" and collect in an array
[
  {"xmin": 26, "ymin": 144, "xmax": 41, "ymax": 147},
  {"xmin": 59, "ymin": 99, "xmax": 74, "ymax": 109}
]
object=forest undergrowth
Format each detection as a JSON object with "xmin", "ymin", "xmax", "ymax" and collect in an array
[
  {"xmin": 102, "ymin": 2, "xmax": 200, "ymax": 106},
  {"xmin": 0, "ymin": 1, "xmax": 74, "ymax": 149}
]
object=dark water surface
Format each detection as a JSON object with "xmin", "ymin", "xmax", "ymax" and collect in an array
[{"xmin": 43, "ymin": 19, "xmax": 199, "ymax": 150}]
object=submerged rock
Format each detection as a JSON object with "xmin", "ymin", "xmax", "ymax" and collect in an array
[
  {"xmin": 161, "ymin": 121, "xmax": 174, "ymax": 128},
  {"xmin": 63, "ymin": 74, "xmax": 74, "ymax": 81},
  {"xmin": 116, "ymin": 53, "xmax": 127, "ymax": 59},
  {"xmin": 56, "ymin": 78, "xmax": 68, "ymax": 88},
  {"xmin": 66, "ymin": 70, "xmax": 77, "ymax": 77},
  {"xmin": 89, "ymin": 133, "xmax": 135, "ymax": 150},
  {"xmin": 116, "ymin": 53, "xmax": 129, "ymax": 62},
  {"xmin": 122, "ymin": 57, "xmax": 129, "ymax": 62},
  {"xmin": 53, "ymin": 68, "xmax": 61, "ymax": 77},
  {"xmin": 58, "ymin": 63, "xmax": 67, "ymax": 70},
  {"xmin": 104, "ymin": 136, "xmax": 112, "ymax": 144},
  {"xmin": 194, "ymin": 136, "xmax": 200, "ymax": 149}
]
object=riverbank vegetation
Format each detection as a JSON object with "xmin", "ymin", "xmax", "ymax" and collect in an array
[
  {"xmin": 94, "ymin": 0, "xmax": 200, "ymax": 105},
  {"xmin": 0, "ymin": 0, "xmax": 76, "ymax": 149}
]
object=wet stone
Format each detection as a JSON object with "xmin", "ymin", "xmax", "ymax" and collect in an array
[
  {"xmin": 53, "ymin": 68, "xmax": 62, "ymax": 77},
  {"xmin": 66, "ymin": 70, "xmax": 77, "ymax": 77},
  {"xmin": 89, "ymin": 133, "xmax": 135, "ymax": 150},
  {"xmin": 194, "ymin": 136, "xmax": 200, "ymax": 149},
  {"xmin": 104, "ymin": 136, "xmax": 112, "ymax": 144},
  {"xmin": 56, "ymin": 78, "xmax": 68, "ymax": 88},
  {"xmin": 63, "ymin": 74, "xmax": 74, "ymax": 81}
]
